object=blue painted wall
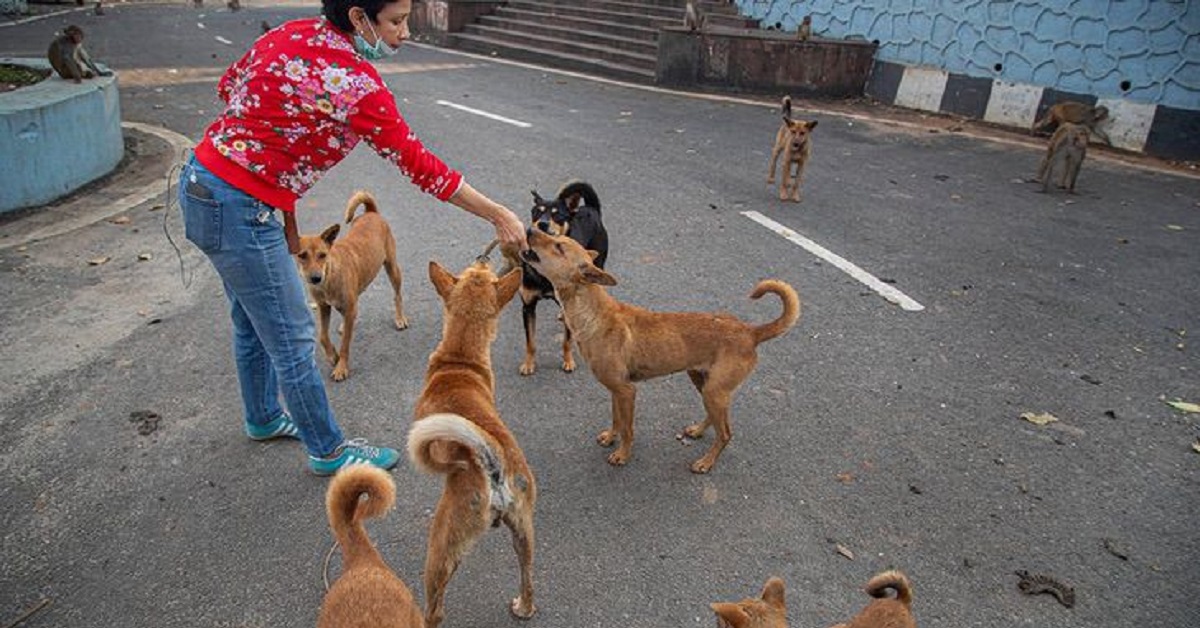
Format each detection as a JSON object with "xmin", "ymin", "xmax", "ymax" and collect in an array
[
  {"xmin": 0, "ymin": 59, "xmax": 123, "ymax": 213},
  {"xmin": 738, "ymin": 0, "xmax": 1200, "ymax": 111}
]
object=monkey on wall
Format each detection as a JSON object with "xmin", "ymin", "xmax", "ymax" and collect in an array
[
  {"xmin": 1032, "ymin": 101, "xmax": 1112, "ymax": 146},
  {"xmin": 47, "ymin": 25, "xmax": 112, "ymax": 83},
  {"xmin": 796, "ymin": 15, "xmax": 812, "ymax": 41}
]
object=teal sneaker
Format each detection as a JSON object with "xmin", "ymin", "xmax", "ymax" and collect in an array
[
  {"xmin": 245, "ymin": 413, "xmax": 301, "ymax": 441},
  {"xmin": 308, "ymin": 438, "xmax": 400, "ymax": 476}
]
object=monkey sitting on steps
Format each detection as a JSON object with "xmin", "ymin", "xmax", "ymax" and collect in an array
[
  {"xmin": 47, "ymin": 25, "xmax": 112, "ymax": 83},
  {"xmin": 684, "ymin": 1, "xmax": 706, "ymax": 32},
  {"xmin": 1035, "ymin": 122, "xmax": 1089, "ymax": 194}
]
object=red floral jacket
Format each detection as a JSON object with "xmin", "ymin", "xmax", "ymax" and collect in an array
[{"xmin": 194, "ymin": 17, "xmax": 463, "ymax": 212}]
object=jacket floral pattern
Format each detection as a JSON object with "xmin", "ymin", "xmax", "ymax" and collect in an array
[{"xmin": 194, "ymin": 17, "xmax": 462, "ymax": 212}]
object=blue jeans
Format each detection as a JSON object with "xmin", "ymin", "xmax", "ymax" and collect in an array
[{"xmin": 179, "ymin": 156, "xmax": 343, "ymax": 458}]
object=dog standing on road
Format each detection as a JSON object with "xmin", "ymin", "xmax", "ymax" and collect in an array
[
  {"xmin": 767, "ymin": 96, "xmax": 818, "ymax": 202},
  {"xmin": 516, "ymin": 181, "xmax": 609, "ymax": 376},
  {"xmin": 294, "ymin": 191, "xmax": 409, "ymax": 381},
  {"xmin": 521, "ymin": 229, "xmax": 801, "ymax": 473},
  {"xmin": 407, "ymin": 261, "xmax": 537, "ymax": 628},
  {"xmin": 829, "ymin": 571, "xmax": 916, "ymax": 628},
  {"xmin": 317, "ymin": 466, "xmax": 424, "ymax": 628}
]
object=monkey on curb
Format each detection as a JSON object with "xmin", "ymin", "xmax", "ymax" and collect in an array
[
  {"xmin": 684, "ymin": 1, "xmax": 706, "ymax": 32},
  {"xmin": 797, "ymin": 15, "xmax": 812, "ymax": 41},
  {"xmin": 47, "ymin": 25, "xmax": 112, "ymax": 83},
  {"xmin": 1036, "ymin": 123, "xmax": 1089, "ymax": 194},
  {"xmin": 1032, "ymin": 101, "xmax": 1112, "ymax": 146}
]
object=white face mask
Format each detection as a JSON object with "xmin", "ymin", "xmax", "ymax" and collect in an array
[{"xmin": 353, "ymin": 13, "xmax": 399, "ymax": 60}]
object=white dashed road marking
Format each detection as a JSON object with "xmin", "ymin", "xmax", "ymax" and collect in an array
[
  {"xmin": 436, "ymin": 100, "xmax": 532, "ymax": 128},
  {"xmin": 741, "ymin": 211, "xmax": 925, "ymax": 312}
]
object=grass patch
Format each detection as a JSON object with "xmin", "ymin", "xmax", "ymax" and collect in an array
[{"xmin": 0, "ymin": 63, "xmax": 51, "ymax": 92}]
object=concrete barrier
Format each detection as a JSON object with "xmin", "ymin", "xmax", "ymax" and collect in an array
[{"xmin": 0, "ymin": 57, "xmax": 123, "ymax": 214}]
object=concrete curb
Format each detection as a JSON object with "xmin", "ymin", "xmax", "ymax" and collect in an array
[
  {"xmin": 0, "ymin": 120, "xmax": 193, "ymax": 250},
  {"xmin": 0, "ymin": 6, "xmax": 89, "ymax": 28}
]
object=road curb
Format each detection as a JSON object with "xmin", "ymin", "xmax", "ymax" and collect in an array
[{"xmin": 0, "ymin": 121, "xmax": 193, "ymax": 251}]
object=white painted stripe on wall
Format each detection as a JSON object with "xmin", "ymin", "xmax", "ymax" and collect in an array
[
  {"xmin": 435, "ymin": 100, "xmax": 532, "ymax": 128},
  {"xmin": 894, "ymin": 67, "xmax": 949, "ymax": 113},
  {"xmin": 741, "ymin": 211, "xmax": 925, "ymax": 312},
  {"xmin": 1096, "ymin": 97, "xmax": 1156, "ymax": 152},
  {"xmin": 984, "ymin": 80, "xmax": 1044, "ymax": 129}
]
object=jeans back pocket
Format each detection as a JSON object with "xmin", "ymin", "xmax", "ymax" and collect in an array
[{"xmin": 181, "ymin": 174, "xmax": 222, "ymax": 252}]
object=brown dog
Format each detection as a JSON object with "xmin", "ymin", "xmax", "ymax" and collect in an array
[
  {"xmin": 767, "ymin": 96, "xmax": 818, "ymax": 202},
  {"xmin": 829, "ymin": 571, "xmax": 916, "ymax": 628},
  {"xmin": 711, "ymin": 577, "xmax": 789, "ymax": 628},
  {"xmin": 407, "ymin": 261, "xmax": 536, "ymax": 628},
  {"xmin": 317, "ymin": 466, "xmax": 424, "ymax": 628},
  {"xmin": 521, "ymin": 229, "xmax": 801, "ymax": 473},
  {"xmin": 294, "ymin": 190, "xmax": 408, "ymax": 381}
]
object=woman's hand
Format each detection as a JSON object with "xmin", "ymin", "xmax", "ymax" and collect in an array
[{"xmin": 449, "ymin": 182, "xmax": 528, "ymax": 251}]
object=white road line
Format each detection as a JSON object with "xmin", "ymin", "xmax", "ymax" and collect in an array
[
  {"xmin": 741, "ymin": 211, "xmax": 925, "ymax": 312},
  {"xmin": 435, "ymin": 100, "xmax": 531, "ymax": 128}
]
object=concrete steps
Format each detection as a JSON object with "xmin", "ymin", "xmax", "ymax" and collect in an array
[{"xmin": 451, "ymin": 0, "xmax": 757, "ymax": 83}]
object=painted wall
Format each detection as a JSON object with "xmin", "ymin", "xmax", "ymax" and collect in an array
[
  {"xmin": 0, "ymin": 0, "xmax": 29, "ymax": 15},
  {"xmin": 738, "ymin": 0, "xmax": 1200, "ymax": 111},
  {"xmin": 0, "ymin": 58, "xmax": 123, "ymax": 213}
]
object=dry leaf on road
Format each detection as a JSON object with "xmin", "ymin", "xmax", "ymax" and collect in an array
[
  {"xmin": 1020, "ymin": 412, "xmax": 1059, "ymax": 426},
  {"xmin": 835, "ymin": 544, "xmax": 854, "ymax": 560},
  {"xmin": 1165, "ymin": 400, "xmax": 1200, "ymax": 413},
  {"xmin": 87, "ymin": 256, "xmax": 111, "ymax": 266}
]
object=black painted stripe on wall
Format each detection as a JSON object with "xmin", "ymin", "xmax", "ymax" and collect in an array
[
  {"xmin": 865, "ymin": 59, "xmax": 903, "ymax": 104},
  {"xmin": 939, "ymin": 73, "xmax": 992, "ymax": 119},
  {"xmin": 1145, "ymin": 104, "xmax": 1200, "ymax": 162}
]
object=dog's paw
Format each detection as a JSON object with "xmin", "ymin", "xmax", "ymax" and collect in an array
[
  {"xmin": 510, "ymin": 598, "xmax": 537, "ymax": 620},
  {"xmin": 766, "ymin": 176, "xmax": 775, "ymax": 184},
  {"xmin": 690, "ymin": 457, "xmax": 715, "ymax": 474},
  {"xmin": 394, "ymin": 315, "xmax": 409, "ymax": 330},
  {"xmin": 682, "ymin": 423, "xmax": 706, "ymax": 439},
  {"xmin": 331, "ymin": 364, "xmax": 349, "ymax": 381},
  {"xmin": 519, "ymin": 361, "xmax": 536, "ymax": 376},
  {"xmin": 561, "ymin": 358, "xmax": 575, "ymax": 373},
  {"xmin": 596, "ymin": 430, "xmax": 616, "ymax": 447},
  {"xmin": 607, "ymin": 450, "xmax": 629, "ymax": 466}
]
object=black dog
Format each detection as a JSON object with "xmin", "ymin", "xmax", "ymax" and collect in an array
[{"xmin": 517, "ymin": 181, "xmax": 608, "ymax": 375}]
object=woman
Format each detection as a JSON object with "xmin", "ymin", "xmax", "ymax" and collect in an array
[{"xmin": 178, "ymin": 0, "xmax": 526, "ymax": 475}]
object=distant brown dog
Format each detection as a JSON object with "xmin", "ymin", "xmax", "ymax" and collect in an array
[
  {"xmin": 407, "ymin": 261, "xmax": 536, "ymax": 628},
  {"xmin": 521, "ymin": 229, "xmax": 801, "ymax": 473},
  {"xmin": 767, "ymin": 96, "xmax": 818, "ymax": 202},
  {"xmin": 317, "ymin": 466, "xmax": 424, "ymax": 628},
  {"xmin": 829, "ymin": 571, "xmax": 916, "ymax": 628},
  {"xmin": 711, "ymin": 577, "xmax": 789, "ymax": 628},
  {"xmin": 294, "ymin": 190, "xmax": 408, "ymax": 381}
]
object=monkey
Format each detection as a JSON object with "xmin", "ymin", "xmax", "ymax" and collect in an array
[
  {"xmin": 227, "ymin": 0, "xmax": 241, "ymax": 11},
  {"xmin": 1032, "ymin": 101, "xmax": 1112, "ymax": 146},
  {"xmin": 797, "ymin": 15, "xmax": 812, "ymax": 41},
  {"xmin": 684, "ymin": 1, "xmax": 706, "ymax": 32},
  {"xmin": 94, "ymin": 1, "xmax": 103, "ymax": 15},
  {"xmin": 47, "ymin": 25, "xmax": 111, "ymax": 84},
  {"xmin": 1036, "ymin": 123, "xmax": 1089, "ymax": 194}
]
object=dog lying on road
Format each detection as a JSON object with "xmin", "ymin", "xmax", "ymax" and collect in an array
[
  {"xmin": 294, "ymin": 190, "xmax": 408, "ymax": 381},
  {"xmin": 710, "ymin": 576, "xmax": 789, "ymax": 628},
  {"xmin": 317, "ymin": 466, "xmax": 424, "ymax": 628},
  {"xmin": 407, "ymin": 261, "xmax": 536, "ymax": 628},
  {"xmin": 521, "ymin": 229, "xmax": 801, "ymax": 473},
  {"xmin": 767, "ymin": 96, "xmax": 818, "ymax": 203}
]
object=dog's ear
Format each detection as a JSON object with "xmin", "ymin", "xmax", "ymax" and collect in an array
[
  {"xmin": 428, "ymin": 261, "xmax": 458, "ymax": 300},
  {"xmin": 320, "ymin": 224, "xmax": 340, "ymax": 245},
  {"xmin": 760, "ymin": 577, "xmax": 786, "ymax": 610},
  {"xmin": 578, "ymin": 263, "xmax": 617, "ymax": 286},
  {"xmin": 563, "ymin": 192, "xmax": 583, "ymax": 212},
  {"xmin": 806, "ymin": 120, "xmax": 818, "ymax": 130},
  {"xmin": 710, "ymin": 603, "xmax": 749, "ymax": 628},
  {"xmin": 495, "ymin": 267, "xmax": 523, "ymax": 309},
  {"xmin": 531, "ymin": 190, "xmax": 545, "ymax": 204}
]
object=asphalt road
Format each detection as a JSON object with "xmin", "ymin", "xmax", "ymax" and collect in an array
[{"xmin": 2, "ymin": 3, "xmax": 1198, "ymax": 628}]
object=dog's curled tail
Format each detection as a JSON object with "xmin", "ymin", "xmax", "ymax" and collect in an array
[
  {"xmin": 750, "ymin": 279, "xmax": 801, "ymax": 344},
  {"xmin": 326, "ymin": 465, "xmax": 395, "ymax": 570},
  {"xmin": 407, "ymin": 413, "xmax": 513, "ymax": 510},
  {"xmin": 556, "ymin": 181, "xmax": 601, "ymax": 213},
  {"xmin": 781, "ymin": 95, "xmax": 793, "ymax": 121},
  {"xmin": 865, "ymin": 570, "xmax": 913, "ymax": 608},
  {"xmin": 343, "ymin": 190, "xmax": 379, "ymax": 224}
]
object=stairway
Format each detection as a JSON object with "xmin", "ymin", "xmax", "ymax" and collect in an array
[{"xmin": 451, "ymin": 0, "xmax": 758, "ymax": 83}]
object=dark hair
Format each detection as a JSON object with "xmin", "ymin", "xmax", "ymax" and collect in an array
[{"xmin": 321, "ymin": 0, "xmax": 395, "ymax": 32}]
